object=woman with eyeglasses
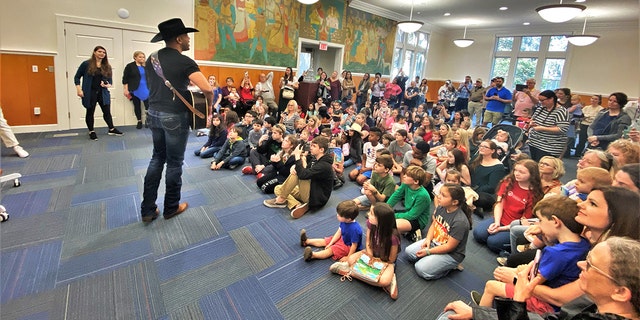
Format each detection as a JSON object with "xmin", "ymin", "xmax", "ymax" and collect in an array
[
  {"xmin": 527, "ymin": 90, "xmax": 570, "ymax": 162},
  {"xmin": 469, "ymin": 140, "xmax": 508, "ymax": 215},
  {"xmin": 441, "ymin": 187, "xmax": 640, "ymax": 320}
]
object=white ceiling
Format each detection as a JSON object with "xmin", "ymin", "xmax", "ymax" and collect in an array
[{"xmin": 349, "ymin": 0, "xmax": 639, "ymax": 30}]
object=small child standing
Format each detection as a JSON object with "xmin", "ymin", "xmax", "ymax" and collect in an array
[
  {"xmin": 300, "ymin": 200, "xmax": 363, "ymax": 262},
  {"xmin": 472, "ymin": 195, "xmax": 590, "ymax": 314},
  {"xmin": 405, "ymin": 184, "xmax": 472, "ymax": 280},
  {"xmin": 349, "ymin": 127, "xmax": 384, "ymax": 185},
  {"xmin": 248, "ymin": 119, "xmax": 263, "ymax": 149}
]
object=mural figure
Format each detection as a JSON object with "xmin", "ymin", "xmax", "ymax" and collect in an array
[
  {"xmin": 248, "ymin": 6, "xmax": 269, "ymax": 64},
  {"xmin": 216, "ymin": 0, "xmax": 237, "ymax": 50},
  {"xmin": 195, "ymin": 0, "xmax": 217, "ymax": 60},
  {"xmin": 308, "ymin": 2, "xmax": 325, "ymax": 40}
]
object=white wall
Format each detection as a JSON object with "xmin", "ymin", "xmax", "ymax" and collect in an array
[
  {"xmin": 426, "ymin": 22, "xmax": 639, "ymax": 98},
  {"xmin": 0, "ymin": 0, "xmax": 194, "ymax": 53}
]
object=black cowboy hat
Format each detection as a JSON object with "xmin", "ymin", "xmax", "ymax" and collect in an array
[{"xmin": 151, "ymin": 18, "xmax": 199, "ymax": 43}]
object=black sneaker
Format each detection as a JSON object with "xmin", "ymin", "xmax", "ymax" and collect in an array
[
  {"xmin": 108, "ymin": 128, "xmax": 124, "ymax": 136},
  {"xmin": 136, "ymin": 121, "xmax": 143, "ymax": 129},
  {"xmin": 470, "ymin": 290, "xmax": 482, "ymax": 305},
  {"xmin": 89, "ymin": 131, "xmax": 98, "ymax": 140}
]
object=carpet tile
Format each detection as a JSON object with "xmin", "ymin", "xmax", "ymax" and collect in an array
[
  {"xmin": 200, "ymin": 276, "xmax": 283, "ymax": 320},
  {"xmin": 1, "ymin": 240, "xmax": 62, "ymax": 301},
  {"xmin": 0, "ymin": 127, "xmax": 582, "ymax": 319}
]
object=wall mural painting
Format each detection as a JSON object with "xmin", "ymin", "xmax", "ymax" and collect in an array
[
  {"xmin": 195, "ymin": 0, "xmax": 301, "ymax": 67},
  {"xmin": 343, "ymin": 7, "xmax": 395, "ymax": 74},
  {"xmin": 195, "ymin": 0, "xmax": 396, "ymax": 74}
]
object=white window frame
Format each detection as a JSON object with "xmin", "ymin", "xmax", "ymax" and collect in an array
[
  {"xmin": 491, "ymin": 35, "xmax": 569, "ymax": 90},
  {"xmin": 392, "ymin": 30, "xmax": 430, "ymax": 81}
]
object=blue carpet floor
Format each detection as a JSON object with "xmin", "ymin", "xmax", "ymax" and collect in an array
[{"xmin": 0, "ymin": 126, "xmax": 578, "ymax": 319}]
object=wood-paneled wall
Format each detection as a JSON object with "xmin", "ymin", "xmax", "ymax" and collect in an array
[
  {"xmin": 0, "ymin": 53, "xmax": 622, "ymax": 128},
  {"xmin": 0, "ymin": 54, "xmax": 57, "ymax": 125}
]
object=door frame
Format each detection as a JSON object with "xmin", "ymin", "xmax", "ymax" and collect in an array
[
  {"xmin": 54, "ymin": 15, "xmax": 159, "ymax": 131},
  {"xmin": 297, "ymin": 38, "xmax": 344, "ymax": 78}
]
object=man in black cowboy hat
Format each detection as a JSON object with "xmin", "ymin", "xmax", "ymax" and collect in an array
[{"xmin": 140, "ymin": 18, "xmax": 213, "ymax": 223}]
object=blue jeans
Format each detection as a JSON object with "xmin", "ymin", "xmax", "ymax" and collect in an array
[
  {"xmin": 141, "ymin": 110, "xmax": 190, "ymax": 218},
  {"xmin": 509, "ymin": 221, "xmax": 529, "ymax": 253},
  {"xmin": 218, "ymin": 156, "xmax": 246, "ymax": 169},
  {"xmin": 473, "ymin": 217, "xmax": 511, "ymax": 253},
  {"xmin": 194, "ymin": 146, "xmax": 221, "ymax": 158},
  {"xmin": 405, "ymin": 240, "xmax": 460, "ymax": 280}
]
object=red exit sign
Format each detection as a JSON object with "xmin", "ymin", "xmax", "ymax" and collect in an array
[{"xmin": 319, "ymin": 42, "xmax": 328, "ymax": 51}]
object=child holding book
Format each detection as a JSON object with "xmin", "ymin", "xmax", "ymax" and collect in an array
[
  {"xmin": 329, "ymin": 202, "xmax": 401, "ymax": 300},
  {"xmin": 300, "ymin": 200, "xmax": 363, "ymax": 262},
  {"xmin": 405, "ymin": 184, "xmax": 472, "ymax": 280}
]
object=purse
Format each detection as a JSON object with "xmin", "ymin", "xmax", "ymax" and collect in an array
[{"xmin": 282, "ymin": 88, "xmax": 295, "ymax": 99}]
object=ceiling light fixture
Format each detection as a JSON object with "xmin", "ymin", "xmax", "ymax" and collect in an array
[
  {"xmin": 453, "ymin": 25, "xmax": 474, "ymax": 48},
  {"xmin": 296, "ymin": 0, "xmax": 319, "ymax": 5},
  {"xmin": 567, "ymin": 15, "xmax": 600, "ymax": 46},
  {"xmin": 397, "ymin": 0, "xmax": 424, "ymax": 33},
  {"xmin": 536, "ymin": 0, "xmax": 585, "ymax": 23},
  {"xmin": 444, "ymin": 13, "xmax": 451, "ymax": 16},
  {"xmin": 499, "ymin": 7, "xmax": 508, "ymax": 11}
]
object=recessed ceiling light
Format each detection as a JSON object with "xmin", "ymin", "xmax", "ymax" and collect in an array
[
  {"xmin": 575, "ymin": 0, "xmax": 586, "ymax": 2},
  {"xmin": 499, "ymin": 7, "xmax": 508, "ymax": 11},
  {"xmin": 523, "ymin": 22, "xmax": 530, "ymax": 25},
  {"xmin": 444, "ymin": 12, "xmax": 451, "ymax": 16}
]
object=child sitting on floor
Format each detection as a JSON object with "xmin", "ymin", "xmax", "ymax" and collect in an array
[
  {"xmin": 472, "ymin": 195, "xmax": 590, "ymax": 315},
  {"xmin": 405, "ymin": 184, "xmax": 472, "ymax": 280},
  {"xmin": 300, "ymin": 200, "xmax": 363, "ymax": 262},
  {"xmin": 210, "ymin": 127, "xmax": 249, "ymax": 170}
]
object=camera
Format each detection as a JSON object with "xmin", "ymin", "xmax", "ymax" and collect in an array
[{"xmin": 515, "ymin": 84, "xmax": 526, "ymax": 92}]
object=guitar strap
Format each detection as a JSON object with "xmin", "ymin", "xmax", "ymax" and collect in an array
[{"xmin": 149, "ymin": 51, "xmax": 204, "ymax": 119}]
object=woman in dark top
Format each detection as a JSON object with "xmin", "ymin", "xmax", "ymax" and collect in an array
[
  {"xmin": 122, "ymin": 51, "xmax": 150, "ymax": 129},
  {"xmin": 470, "ymin": 140, "xmax": 508, "ymax": 213},
  {"xmin": 74, "ymin": 45, "xmax": 123, "ymax": 140},
  {"xmin": 555, "ymin": 87, "xmax": 572, "ymax": 109},
  {"xmin": 356, "ymin": 72, "xmax": 371, "ymax": 111},
  {"xmin": 328, "ymin": 71, "xmax": 341, "ymax": 102},
  {"xmin": 587, "ymin": 92, "xmax": 632, "ymax": 151}
]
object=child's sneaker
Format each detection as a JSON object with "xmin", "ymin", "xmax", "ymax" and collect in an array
[
  {"xmin": 470, "ymin": 290, "xmax": 482, "ymax": 305},
  {"xmin": 329, "ymin": 261, "xmax": 351, "ymax": 281},
  {"xmin": 300, "ymin": 229, "xmax": 308, "ymax": 247},
  {"xmin": 241, "ymin": 166, "xmax": 254, "ymax": 175},
  {"xmin": 89, "ymin": 131, "xmax": 98, "ymax": 141},
  {"xmin": 383, "ymin": 274, "xmax": 398, "ymax": 300},
  {"xmin": 303, "ymin": 247, "xmax": 313, "ymax": 261}
]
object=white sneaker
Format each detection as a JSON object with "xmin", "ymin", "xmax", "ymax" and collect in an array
[{"xmin": 13, "ymin": 146, "xmax": 29, "ymax": 158}]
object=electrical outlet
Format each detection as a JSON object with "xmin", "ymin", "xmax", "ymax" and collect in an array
[
  {"xmin": 32, "ymin": 65, "xmax": 38, "ymax": 72},
  {"xmin": 34, "ymin": 107, "xmax": 41, "ymax": 115}
]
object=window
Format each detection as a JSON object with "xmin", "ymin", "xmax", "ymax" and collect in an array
[
  {"xmin": 491, "ymin": 35, "xmax": 569, "ymax": 90},
  {"xmin": 392, "ymin": 30, "xmax": 430, "ymax": 81}
]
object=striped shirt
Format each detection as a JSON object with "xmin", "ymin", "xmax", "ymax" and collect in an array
[{"xmin": 528, "ymin": 106, "xmax": 569, "ymax": 157}]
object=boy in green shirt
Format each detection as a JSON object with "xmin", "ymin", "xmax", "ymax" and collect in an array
[
  {"xmin": 387, "ymin": 165, "xmax": 432, "ymax": 241},
  {"xmin": 353, "ymin": 154, "xmax": 397, "ymax": 211}
]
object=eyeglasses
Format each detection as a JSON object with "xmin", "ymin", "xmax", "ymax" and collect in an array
[{"xmin": 585, "ymin": 253, "xmax": 617, "ymax": 283}]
